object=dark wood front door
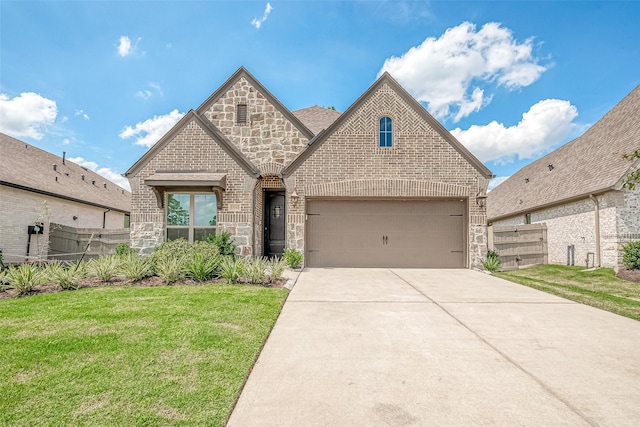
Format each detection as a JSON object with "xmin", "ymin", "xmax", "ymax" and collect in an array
[{"xmin": 264, "ymin": 191, "xmax": 286, "ymax": 258}]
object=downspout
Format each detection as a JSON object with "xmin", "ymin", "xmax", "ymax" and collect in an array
[
  {"xmin": 102, "ymin": 209, "xmax": 110, "ymax": 229},
  {"xmin": 589, "ymin": 195, "xmax": 601, "ymax": 267}
]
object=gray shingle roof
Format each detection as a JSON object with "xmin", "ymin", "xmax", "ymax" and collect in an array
[
  {"xmin": 0, "ymin": 133, "xmax": 131, "ymax": 212},
  {"xmin": 488, "ymin": 85, "xmax": 640, "ymax": 221},
  {"xmin": 292, "ymin": 105, "xmax": 342, "ymax": 135}
]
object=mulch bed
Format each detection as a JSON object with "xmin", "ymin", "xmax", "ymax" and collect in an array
[
  {"xmin": 0, "ymin": 275, "xmax": 287, "ymax": 300},
  {"xmin": 616, "ymin": 268, "xmax": 640, "ymax": 283}
]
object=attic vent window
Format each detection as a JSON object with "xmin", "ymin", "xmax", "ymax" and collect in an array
[
  {"xmin": 52, "ymin": 164, "xmax": 57, "ymax": 171},
  {"xmin": 236, "ymin": 104, "xmax": 247, "ymax": 125}
]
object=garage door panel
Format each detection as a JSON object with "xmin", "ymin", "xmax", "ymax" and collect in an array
[{"xmin": 306, "ymin": 199, "xmax": 466, "ymax": 268}]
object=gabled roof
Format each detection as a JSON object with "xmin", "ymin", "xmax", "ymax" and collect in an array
[
  {"xmin": 282, "ymin": 72, "xmax": 493, "ymax": 179},
  {"xmin": 488, "ymin": 85, "xmax": 640, "ymax": 221},
  {"xmin": 292, "ymin": 105, "xmax": 341, "ymax": 135},
  {"xmin": 0, "ymin": 133, "xmax": 131, "ymax": 213},
  {"xmin": 196, "ymin": 67, "xmax": 314, "ymax": 139},
  {"xmin": 125, "ymin": 110, "xmax": 260, "ymax": 178}
]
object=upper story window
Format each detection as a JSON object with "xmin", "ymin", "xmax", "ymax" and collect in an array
[
  {"xmin": 379, "ymin": 116, "xmax": 392, "ymax": 147},
  {"xmin": 525, "ymin": 213, "xmax": 532, "ymax": 224},
  {"xmin": 236, "ymin": 104, "xmax": 247, "ymax": 125}
]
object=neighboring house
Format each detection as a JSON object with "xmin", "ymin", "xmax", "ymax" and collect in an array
[
  {"xmin": 0, "ymin": 133, "xmax": 132, "ymax": 263},
  {"xmin": 125, "ymin": 67, "xmax": 493, "ymax": 268},
  {"xmin": 487, "ymin": 85, "xmax": 640, "ymax": 270}
]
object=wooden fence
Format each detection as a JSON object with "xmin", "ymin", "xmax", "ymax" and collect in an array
[
  {"xmin": 48, "ymin": 223, "xmax": 130, "ymax": 261},
  {"xmin": 492, "ymin": 223, "xmax": 548, "ymax": 270}
]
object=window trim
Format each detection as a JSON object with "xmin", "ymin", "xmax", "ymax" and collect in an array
[
  {"xmin": 166, "ymin": 192, "xmax": 217, "ymax": 242},
  {"xmin": 379, "ymin": 116, "xmax": 393, "ymax": 148}
]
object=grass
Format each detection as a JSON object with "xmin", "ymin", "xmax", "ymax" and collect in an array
[
  {"xmin": 0, "ymin": 284, "xmax": 288, "ymax": 426},
  {"xmin": 496, "ymin": 265, "xmax": 640, "ymax": 321}
]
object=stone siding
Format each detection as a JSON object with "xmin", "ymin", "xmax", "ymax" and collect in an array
[
  {"xmin": 203, "ymin": 77, "xmax": 309, "ymax": 171},
  {"xmin": 0, "ymin": 185, "xmax": 127, "ymax": 263},
  {"xmin": 286, "ymin": 83, "xmax": 489, "ymax": 269}
]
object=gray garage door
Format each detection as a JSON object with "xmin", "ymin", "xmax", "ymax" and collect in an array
[{"xmin": 305, "ymin": 199, "xmax": 466, "ymax": 268}]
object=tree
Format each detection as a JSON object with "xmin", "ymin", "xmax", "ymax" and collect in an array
[{"xmin": 622, "ymin": 149, "xmax": 640, "ymax": 190}]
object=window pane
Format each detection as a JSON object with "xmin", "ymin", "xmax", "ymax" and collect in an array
[
  {"xmin": 167, "ymin": 228, "xmax": 189, "ymax": 241},
  {"xmin": 194, "ymin": 194, "xmax": 217, "ymax": 226},
  {"xmin": 167, "ymin": 194, "xmax": 190, "ymax": 226},
  {"xmin": 194, "ymin": 228, "xmax": 216, "ymax": 242}
]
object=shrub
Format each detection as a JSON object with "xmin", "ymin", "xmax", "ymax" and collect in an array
[
  {"xmin": 5, "ymin": 263, "xmax": 44, "ymax": 296},
  {"xmin": 482, "ymin": 250, "xmax": 501, "ymax": 273},
  {"xmin": 622, "ymin": 241, "xmax": 640, "ymax": 269},
  {"xmin": 219, "ymin": 257, "xmax": 244, "ymax": 283},
  {"xmin": 155, "ymin": 256, "xmax": 185, "ymax": 285},
  {"xmin": 185, "ymin": 253, "xmax": 220, "ymax": 281},
  {"xmin": 115, "ymin": 243, "xmax": 135, "ymax": 257},
  {"xmin": 0, "ymin": 268, "xmax": 10, "ymax": 290},
  {"xmin": 243, "ymin": 257, "xmax": 268, "ymax": 285},
  {"xmin": 45, "ymin": 261, "xmax": 84, "ymax": 290},
  {"xmin": 120, "ymin": 253, "xmax": 153, "ymax": 282},
  {"xmin": 207, "ymin": 231, "xmax": 237, "ymax": 258},
  {"xmin": 267, "ymin": 257, "xmax": 287, "ymax": 282},
  {"xmin": 282, "ymin": 248, "xmax": 303, "ymax": 269},
  {"xmin": 87, "ymin": 255, "xmax": 121, "ymax": 282},
  {"xmin": 150, "ymin": 239, "xmax": 219, "ymax": 270}
]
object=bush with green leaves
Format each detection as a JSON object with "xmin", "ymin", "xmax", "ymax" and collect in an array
[
  {"xmin": 185, "ymin": 253, "xmax": 220, "ymax": 281},
  {"xmin": 482, "ymin": 250, "xmax": 501, "ymax": 273},
  {"xmin": 45, "ymin": 261, "xmax": 85, "ymax": 290},
  {"xmin": 115, "ymin": 243, "xmax": 135, "ymax": 257},
  {"xmin": 4, "ymin": 263, "xmax": 44, "ymax": 296},
  {"xmin": 219, "ymin": 257, "xmax": 244, "ymax": 283},
  {"xmin": 120, "ymin": 253, "xmax": 153, "ymax": 282},
  {"xmin": 87, "ymin": 255, "xmax": 121, "ymax": 282},
  {"xmin": 155, "ymin": 256, "xmax": 185, "ymax": 285},
  {"xmin": 267, "ymin": 257, "xmax": 287, "ymax": 281},
  {"xmin": 0, "ymin": 268, "xmax": 10, "ymax": 290},
  {"xmin": 150, "ymin": 239, "xmax": 219, "ymax": 269},
  {"xmin": 207, "ymin": 231, "xmax": 237, "ymax": 258},
  {"xmin": 622, "ymin": 241, "xmax": 640, "ymax": 270},
  {"xmin": 282, "ymin": 248, "xmax": 303, "ymax": 269},
  {"xmin": 243, "ymin": 257, "xmax": 269, "ymax": 285}
]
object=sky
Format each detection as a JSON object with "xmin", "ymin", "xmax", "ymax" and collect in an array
[{"xmin": 1, "ymin": 0, "xmax": 639, "ymax": 192}]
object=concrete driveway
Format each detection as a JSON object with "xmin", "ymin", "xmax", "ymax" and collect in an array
[{"xmin": 227, "ymin": 269, "xmax": 640, "ymax": 426}]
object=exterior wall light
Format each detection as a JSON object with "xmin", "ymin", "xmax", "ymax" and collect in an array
[
  {"xmin": 290, "ymin": 189, "xmax": 299, "ymax": 207},
  {"xmin": 476, "ymin": 192, "xmax": 487, "ymax": 208}
]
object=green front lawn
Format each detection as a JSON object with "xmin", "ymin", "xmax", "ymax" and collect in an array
[
  {"xmin": 496, "ymin": 265, "xmax": 640, "ymax": 321},
  {"xmin": 0, "ymin": 284, "xmax": 288, "ymax": 426}
]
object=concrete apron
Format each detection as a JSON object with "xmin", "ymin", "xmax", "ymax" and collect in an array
[{"xmin": 227, "ymin": 268, "xmax": 640, "ymax": 426}]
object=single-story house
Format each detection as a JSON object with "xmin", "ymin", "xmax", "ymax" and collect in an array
[
  {"xmin": 0, "ymin": 133, "xmax": 131, "ymax": 263},
  {"xmin": 125, "ymin": 67, "xmax": 493, "ymax": 268},
  {"xmin": 487, "ymin": 85, "xmax": 640, "ymax": 269}
]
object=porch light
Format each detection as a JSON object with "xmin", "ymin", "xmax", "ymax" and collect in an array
[
  {"xmin": 290, "ymin": 189, "xmax": 299, "ymax": 207},
  {"xmin": 476, "ymin": 191, "xmax": 487, "ymax": 208}
]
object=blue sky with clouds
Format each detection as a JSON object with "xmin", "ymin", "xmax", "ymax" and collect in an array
[{"xmin": 1, "ymin": 1, "xmax": 639, "ymax": 191}]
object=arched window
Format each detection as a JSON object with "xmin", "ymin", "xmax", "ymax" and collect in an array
[{"xmin": 379, "ymin": 116, "xmax": 392, "ymax": 147}]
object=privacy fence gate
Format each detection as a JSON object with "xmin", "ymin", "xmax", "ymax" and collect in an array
[{"xmin": 491, "ymin": 223, "xmax": 548, "ymax": 270}]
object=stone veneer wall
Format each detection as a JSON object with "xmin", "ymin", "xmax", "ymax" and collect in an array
[
  {"xmin": 202, "ymin": 77, "xmax": 309, "ymax": 169},
  {"xmin": 286, "ymin": 83, "xmax": 489, "ymax": 269}
]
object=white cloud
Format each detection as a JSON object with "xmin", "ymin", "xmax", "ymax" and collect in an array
[
  {"xmin": 379, "ymin": 22, "xmax": 547, "ymax": 122},
  {"xmin": 251, "ymin": 2, "xmax": 273, "ymax": 29},
  {"xmin": 117, "ymin": 36, "xmax": 132, "ymax": 57},
  {"xmin": 487, "ymin": 176, "xmax": 510, "ymax": 191},
  {"xmin": 61, "ymin": 138, "xmax": 70, "ymax": 146},
  {"xmin": 0, "ymin": 92, "xmax": 58, "ymax": 139},
  {"xmin": 135, "ymin": 82, "xmax": 163, "ymax": 100},
  {"xmin": 74, "ymin": 109, "xmax": 90, "ymax": 120},
  {"xmin": 451, "ymin": 99, "xmax": 578, "ymax": 164},
  {"xmin": 67, "ymin": 156, "xmax": 131, "ymax": 191},
  {"xmin": 119, "ymin": 109, "xmax": 185, "ymax": 148}
]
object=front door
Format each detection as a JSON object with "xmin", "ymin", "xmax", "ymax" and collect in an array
[{"xmin": 264, "ymin": 191, "xmax": 286, "ymax": 258}]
